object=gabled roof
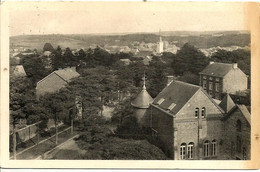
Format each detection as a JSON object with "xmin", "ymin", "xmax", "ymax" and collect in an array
[
  {"xmin": 54, "ymin": 68, "xmax": 80, "ymax": 82},
  {"xmin": 12, "ymin": 65, "xmax": 27, "ymax": 77},
  {"xmin": 37, "ymin": 67, "xmax": 80, "ymax": 86},
  {"xmin": 152, "ymin": 80, "xmax": 200, "ymax": 115},
  {"xmin": 237, "ymin": 105, "xmax": 251, "ymax": 125},
  {"xmin": 131, "ymin": 86, "xmax": 153, "ymax": 109},
  {"xmin": 199, "ymin": 62, "xmax": 236, "ymax": 77},
  {"xmin": 219, "ymin": 94, "xmax": 236, "ymax": 113},
  {"xmin": 224, "ymin": 104, "xmax": 251, "ymax": 125}
]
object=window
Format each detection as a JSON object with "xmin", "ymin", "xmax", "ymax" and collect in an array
[
  {"xmin": 209, "ymin": 77, "xmax": 213, "ymax": 80},
  {"xmin": 209, "ymin": 91, "xmax": 213, "ymax": 97},
  {"xmin": 187, "ymin": 142, "xmax": 194, "ymax": 159},
  {"xmin": 203, "ymin": 80, "xmax": 207, "ymax": 89},
  {"xmin": 168, "ymin": 103, "xmax": 176, "ymax": 111},
  {"xmin": 180, "ymin": 143, "xmax": 187, "ymax": 160},
  {"xmin": 203, "ymin": 76, "xmax": 207, "ymax": 79},
  {"xmin": 237, "ymin": 136, "xmax": 241, "ymax": 153},
  {"xmin": 236, "ymin": 120, "xmax": 242, "ymax": 132},
  {"xmin": 212, "ymin": 140, "xmax": 217, "ymax": 156},
  {"xmin": 215, "ymin": 83, "xmax": 219, "ymax": 92},
  {"xmin": 195, "ymin": 108, "xmax": 199, "ymax": 118},
  {"xmin": 204, "ymin": 140, "xmax": 210, "ymax": 157},
  {"xmin": 243, "ymin": 147, "xmax": 247, "ymax": 160},
  {"xmin": 209, "ymin": 82, "xmax": 213, "ymax": 90},
  {"xmin": 157, "ymin": 98, "xmax": 165, "ymax": 105},
  {"xmin": 215, "ymin": 78, "xmax": 220, "ymax": 82},
  {"xmin": 201, "ymin": 107, "xmax": 206, "ymax": 118}
]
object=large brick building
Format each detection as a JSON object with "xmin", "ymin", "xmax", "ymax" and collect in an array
[
  {"xmin": 36, "ymin": 67, "xmax": 80, "ymax": 99},
  {"xmin": 199, "ymin": 62, "xmax": 248, "ymax": 100},
  {"xmin": 133, "ymin": 80, "xmax": 251, "ymax": 160}
]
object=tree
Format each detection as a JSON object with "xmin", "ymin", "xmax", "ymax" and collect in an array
[
  {"xmin": 43, "ymin": 43, "xmax": 55, "ymax": 52},
  {"xmin": 52, "ymin": 46, "xmax": 65, "ymax": 70},
  {"xmin": 39, "ymin": 88, "xmax": 75, "ymax": 144},
  {"xmin": 171, "ymin": 43, "xmax": 209, "ymax": 76},
  {"xmin": 21, "ymin": 56, "xmax": 49, "ymax": 86},
  {"xmin": 147, "ymin": 56, "xmax": 167, "ymax": 97}
]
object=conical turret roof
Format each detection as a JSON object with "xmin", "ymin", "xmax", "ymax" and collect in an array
[
  {"xmin": 131, "ymin": 73, "xmax": 153, "ymax": 109},
  {"xmin": 219, "ymin": 94, "xmax": 236, "ymax": 113}
]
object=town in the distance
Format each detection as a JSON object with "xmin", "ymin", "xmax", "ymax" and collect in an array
[{"xmin": 10, "ymin": 31, "xmax": 251, "ymax": 160}]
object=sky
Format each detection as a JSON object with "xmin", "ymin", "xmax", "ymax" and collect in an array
[{"xmin": 9, "ymin": 2, "xmax": 247, "ymax": 36}]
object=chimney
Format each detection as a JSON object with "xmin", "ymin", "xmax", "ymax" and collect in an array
[
  {"xmin": 232, "ymin": 63, "xmax": 238, "ymax": 69},
  {"xmin": 167, "ymin": 76, "xmax": 174, "ymax": 86},
  {"xmin": 209, "ymin": 61, "xmax": 214, "ymax": 65}
]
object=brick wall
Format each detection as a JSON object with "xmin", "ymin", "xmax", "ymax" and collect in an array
[
  {"xmin": 222, "ymin": 108, "xmax": 251, "ymax": 160},
  {"xmin": 150, "ymin": 105, "xmax": 174, "ymax": 158},
  {"xmin": 175, "ymin": 89, "xmax": 224, "ymax": 160}
]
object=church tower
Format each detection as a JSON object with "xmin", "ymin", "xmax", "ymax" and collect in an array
[
  {"xmin": 131, "ymin": 73, "xmax": 153, "ymax": 126},
  {"xmin": 157, "ymin": 34, "xmax": 164, "ymax": 54}
]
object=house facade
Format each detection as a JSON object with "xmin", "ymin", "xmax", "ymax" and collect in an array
[
  {"xmin": 36, "ymin": 67, "xmax": 80, "ymax": 99},
  {"xmin": 135, "ymin": 80, "xmax": 251, "ymax": 160},
  {"xmin": 199, "ymin": 62, "xmax": 248, "ymax": 100}
]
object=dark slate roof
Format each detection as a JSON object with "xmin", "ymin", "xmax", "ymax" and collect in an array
[
  {"xmin": 219, "ymin": 94, "xmax": 236, "ymax": 113},
  {"xmin": 152, "ymin": 80, "xmax": 200, "ymax": 115},
  {"xmin": 199, "ymin": 62, "xmax": 234, "ymax": 77},
  {"xmin": 131, "ymin": 86, "xmax": 153, "ymax": 109}
]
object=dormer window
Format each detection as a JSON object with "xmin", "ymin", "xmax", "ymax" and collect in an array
[
  {"xmin": 168, "ymin": 103, "xmax": 176, "ymax": 111},
  {"xmin": 203, "ymin": 76, "xmax": 207, "ymax": 80},
  {"xmin": 216, "ymin": 78, "xmax": 220, "ymax": 82},
  {"xmin": 209, "ymin": 77, "xmax": 213, "ymax": 80},
  {"xmin": 195, "ymin": 108, "xmax": 199, "ymax": 118},
  {"xmin": 157, "ymin": 98, "xmax": 165, "ymax": 105},
  {"xmin": 201, "ymin": 107, "xmax": 206, "ymax": 118}
]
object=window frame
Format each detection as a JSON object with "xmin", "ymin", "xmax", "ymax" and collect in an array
[
  {"xmin": 236, "ymin": 120, "xmax": 242, "ymax": 132},
  {"xmin": 236, "ymin": 136, "xmax": 242, "ymax": 153},
  {"xmin": 201, "ymin": 107, "xmax": 206, "ymax": 118},
  {"xmin": 195, "ymin": 108, "xmax": 199, "ymax": 118},
  {"xmin": 187, "ymin": 142, "xmax": 194, "ymax": 159},
  {"xmin": 212, "ymin": 139, "xmax": 217, "ymax": 156},
  {"xmin": 215, "ymin": 82, "xmax": 219, "ymax": 92},
  {"xmin": 180, "ymin": 143, "xmax": 187, "ymax": 160},
  {"xmin": 204, "ymin": 140, "xmax": 210, "ymax": 157},
  {"xmin": 209, "ymin": 81, "xmax": 213, "ymax": 91}
]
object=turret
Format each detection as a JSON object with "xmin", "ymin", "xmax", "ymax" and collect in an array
[{"xmin": 131, "ymin": 72, "xmax": 153, "ymax": 125}]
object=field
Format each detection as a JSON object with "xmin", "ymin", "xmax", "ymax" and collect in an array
[{"xmin": 10, "ymin": 31, "xmax": 250, "ymax": 51}]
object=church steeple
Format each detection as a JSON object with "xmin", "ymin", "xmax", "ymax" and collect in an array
[{"xmin": 131, "ymin": 72, "xmax": 153, "ymax": 109}]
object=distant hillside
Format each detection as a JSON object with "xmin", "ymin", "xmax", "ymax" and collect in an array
[{"xmin": 10, "ymin": 31, "xmax": 250, "ymax": 50}]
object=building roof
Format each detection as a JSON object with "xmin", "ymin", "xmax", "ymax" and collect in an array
[
  {"xmin": 152, "ymin": 80, "xmax": 201, "ymax": 115},
  {"xmin": 54, "ymin": 67, "xmax": 80, "ymax": 82},
  {"xmin": 134, "ymin": 50, "xmax": 153, "ymax": 57},
  {"xmin": 237, "ymin": 105, "xmax": 251, "ymax": 125},
  {"xmin": 219, "ymin": 94, "xmax": 236, "ymax": 113},
  {"xmin": 131, "ymin": 80, "xmax": 153, "ymax": 109},
  {"xmin": 199, "ymin": 62, "xmax": 237, "ymax": 77},
  {"xmin": 37, "ymin": 67, "xmax": 79, "ymax": 85},
  {"xmin": 224, "ymin": 104, "xmax": 251, "ymax": 125},
  {"xmin": 12, "ymin": 65, "xmax": 27, "ymax": 77}
]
